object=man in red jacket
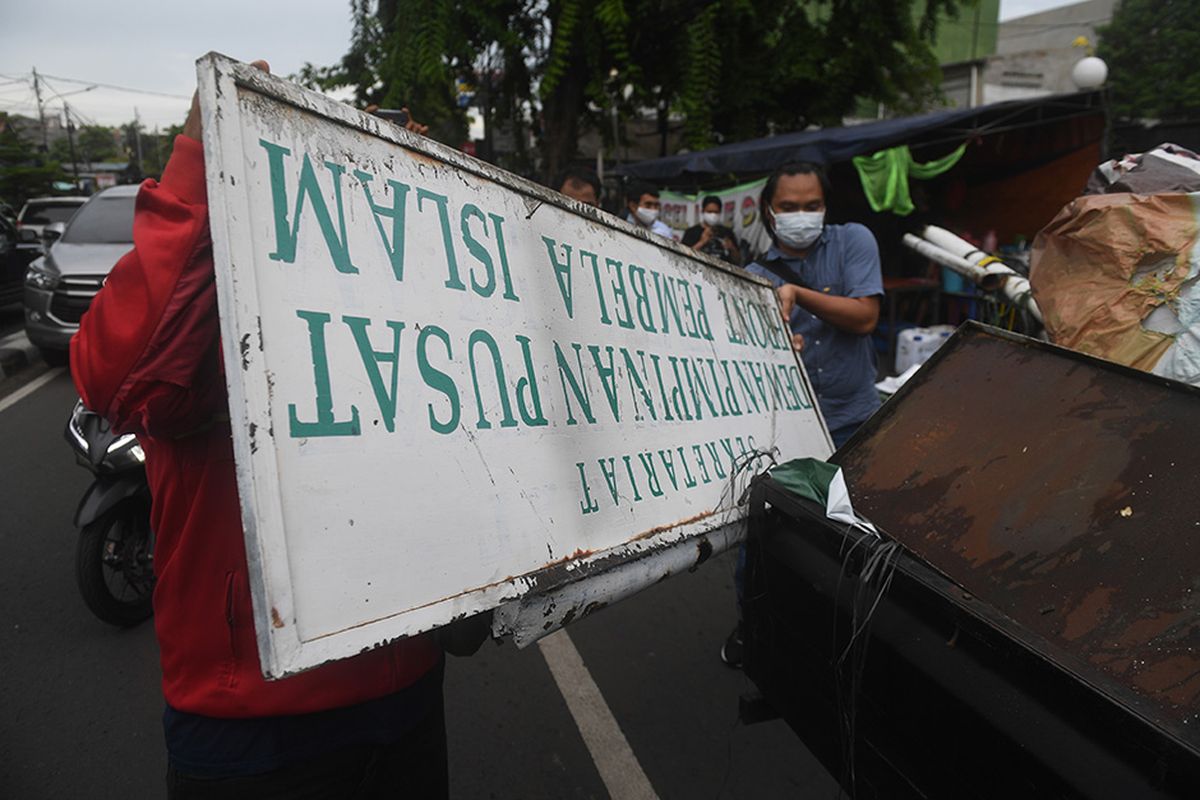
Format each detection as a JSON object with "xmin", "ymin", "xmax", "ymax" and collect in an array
[{"xmin": 72, "ymin": 61, "xmax": 449, "ymax": 798}]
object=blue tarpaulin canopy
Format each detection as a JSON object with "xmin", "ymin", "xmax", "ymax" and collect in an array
[{"xmin": 617, "ymin": 91, "xmax": 1104, "ymax": 183}]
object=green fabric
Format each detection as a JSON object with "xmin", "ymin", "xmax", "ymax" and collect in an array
[
  {"xmin": 852, "ymin": 143, "xmax": 967, "ymax": 216},
  {"xmin": 768, "ymin": 458, "xmax": 840, "ymax": 507}
]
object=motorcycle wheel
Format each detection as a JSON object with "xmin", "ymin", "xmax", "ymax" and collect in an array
[{"xmin": 76, "ymin": 496, "xmax": 155, "ymax": 627}]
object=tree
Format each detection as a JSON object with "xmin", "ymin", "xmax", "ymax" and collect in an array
[
  {"xmin": 1097, "ymin": 0, "xmax": 1200, "ymax": 121},
  {"xmin": 107, "ymin": 119, "xmax": 183, "ymax": 180},
  {"xmin": 142, "ymin": 124, "xmax": 185, "ymax": 179},
  {"xmin": 295, "ymin": 0, "xmax": 492, "ymax": 146},
  {"xmin": 0, "ymin": 116, "xmax": 65, "ymax": 207},
  {"xmin": 50, "ymin": 124, "xmax": 121, "ymax": 165},
  {"xmin": 77, "ymin": 125, "xmax": 121, "ymax": 163},
  {"xmin": 303, "ymin": 0, "xmax": 964, "ymax": 179}
]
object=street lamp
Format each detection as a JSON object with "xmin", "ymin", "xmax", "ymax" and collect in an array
[
  {"xmin": 1072, "ymin": 56, "xmax": 1108, "ymax": 90},
  {"xmin": 1069, "ymin": 37, "xmax": 1107, "ymax": 91}
]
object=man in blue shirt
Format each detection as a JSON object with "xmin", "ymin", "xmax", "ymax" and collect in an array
[
  {"xmin": 722, "ymin": 162, "xmax": 881, "ymax": 669},
  {"xmin": 745, "ymin": 162, "xmax": 882, "ymax": 449}
]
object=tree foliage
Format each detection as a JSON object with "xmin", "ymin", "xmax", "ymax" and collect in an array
[
  {"xmin": 1097, "ymin": 0, "xmax": 1200, "ymax": 121},
  {"xmin": 0, "ymin": 117, "xmax": 65, "ymax": 207},
  {"xmin": 303, "ymin": 0, "xmax": 963, "ymax": 178},
  {"xmin": 49, "ymin": 124, "xmax": 121, "ymax": 165},
  {"xmin": 118, "ymin": 120, "xmax": 184, "ymax": 179}
]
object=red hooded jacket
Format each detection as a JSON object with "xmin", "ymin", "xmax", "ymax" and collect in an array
[{"xmin": 71, "ymin": 135, "xmax": 440, "ymax": 718}]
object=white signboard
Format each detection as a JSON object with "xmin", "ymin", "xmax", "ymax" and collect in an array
[{"xmin": 197, "ymin": 54, "xmax": 831, "ymax": 678}]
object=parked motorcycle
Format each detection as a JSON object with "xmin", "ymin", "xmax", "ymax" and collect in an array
[{"xmin": 65, "ymin": 400, "xmax": 154, "ymax": 626}]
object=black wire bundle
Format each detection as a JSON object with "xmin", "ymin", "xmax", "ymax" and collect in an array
[{"xmin": 832, "ymin": 532, "xmax": 903, "ymax": 798}]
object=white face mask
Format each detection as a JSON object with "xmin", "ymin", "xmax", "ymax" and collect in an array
[
  {"xmin": 701, "ymin": 212, "xmax": 721, "ymax": 226},
  {"xmin": 635, "ymin": 206, "xmax": 660, "ymax": 225},
  {"xmin": 772, "ymin": 210, "xmax": 824, "ymax": 250}
]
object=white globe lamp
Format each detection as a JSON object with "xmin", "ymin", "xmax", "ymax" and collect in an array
[{"xmin": 1072, "ymin": 56, "xmax": 1108, "ymax": 90}]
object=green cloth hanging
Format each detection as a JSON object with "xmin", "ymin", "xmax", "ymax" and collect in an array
[{"xmin": 852, "ymin": 143, "xmax": 967, "ymax": 217}]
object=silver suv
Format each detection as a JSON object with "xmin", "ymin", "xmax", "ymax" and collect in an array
[{"xmin": 24, "ymin": 185, "xmax": 137, "ymax": 363}]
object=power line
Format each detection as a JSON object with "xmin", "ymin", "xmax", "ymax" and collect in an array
[
  {"xmin": 37, "ymin": 72, "xmax": 190, "ymax": 101},
  {"xmin": 48, "ymin": 100, "xmax": 99, "ymax": 129},
  {"xmin": 0, "ymin": 100, "xmax": 41, "ymax": 114},
  {"xmin": 6, "ymin": 88, "xmax": 35, "ymax": 108},
  {"xmin": 39, "ymin": 81, "xmax": 101, "ymax": 127}
]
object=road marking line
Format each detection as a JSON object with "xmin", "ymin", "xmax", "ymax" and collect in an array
[
  {"xmin": 0, "ymin": 367, "xmax": 65, "ymax": 414},
  {"xmin": 538, "ymin": 630, "xmax": 658, "ymax": 800},
  {"xmin": 0, "ymin": 329, "xmax": 26, "ymax": 349}
]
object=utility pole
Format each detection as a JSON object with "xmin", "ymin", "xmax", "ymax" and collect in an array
[
  {"xmin": 64, "ymin": 103, "xmax": 80, "ymax": 189},
  {"xmin": 134, "ymin": 107, "xmax": 144, "ymax": 171},
  {"xmin": 31, "ymin": 66, "xmax": 47, "ymax": 152}
]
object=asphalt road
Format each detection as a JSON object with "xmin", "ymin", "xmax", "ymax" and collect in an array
[
  {"xmin": 0, "ymin": 364, "xmax": 837, "ymax": 800},
  {"xmin": 0, "ymin": 304, "xmax": 21, "ymax": 339}
]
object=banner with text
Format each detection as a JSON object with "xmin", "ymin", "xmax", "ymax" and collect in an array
[
  {"xmin": 659, "ymin": 179, "xmax": 773, "ymax": 259},
  {"xmin": 198, "ymin": 55, "xmax": 831, "ymax": 677}
]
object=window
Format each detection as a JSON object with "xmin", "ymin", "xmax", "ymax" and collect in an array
[{"xmin": 62, "ymin": 195, "xmax": 135, "ymax": 244}]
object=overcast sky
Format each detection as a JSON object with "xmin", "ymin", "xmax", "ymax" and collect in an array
[{"xmin": 0, "ymin": 0, "xmax": 1079, "ymax": 130}]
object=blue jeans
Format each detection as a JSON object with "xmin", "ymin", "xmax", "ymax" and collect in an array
[{"xmin": 829, "ymin": 422, "xmax": 861, "ymax": 450}]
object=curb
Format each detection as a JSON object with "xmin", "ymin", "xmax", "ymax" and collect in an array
[{"xmin": 0, "ymin": 329, "xmax": 43, "ymax": 379}]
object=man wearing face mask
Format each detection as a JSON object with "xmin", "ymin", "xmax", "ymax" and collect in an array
[
  {"xmin": 681, "ymin": 195, "xmax": 741, "ymax": 265},
  {"xmin": 745, "ymin": 162, "xmax": 882, "ymax": 450},
  {"xmin": 624, "ymin": 181, "xmax": 675, "ymax": 240},
  {"xmin": 719, "ymin": 162, "xmax": 882, "ymax": 670}
]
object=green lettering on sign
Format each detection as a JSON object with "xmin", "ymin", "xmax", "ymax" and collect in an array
[
  {"xmin": 542, "ymin": 237, "xmax": 575, "ymax": 319},
  {"xmin": 289, "ymin": 309, "xmax": 361, "ymax": 438},
  {"xmin": 461, "ymin": 204, "xmax": 497, "ymax": 298},
  {"xmin": 576, "ymin": 462, "xmax": 600, "ymax": 515},
  {"xmin": 513, "ymin": 335, "xmax": 549, "ymax": 427},
  {"xmin": 260, "ymin": 139, "xmax": 357, "ymax": 275},
  {"xmin": 354, "ymin": 170, "xmax": 411, "ymax": 281},
  {"xmin": 343, "ymin": 315, "xmax": 406, "ymax": 432},
  {"xmin": 417, "ymin": 188, "xmax": 465, "ymax": 291},
  {"xmin": 417, "ymin": 325, "xmax": 460, "ymax": 434},
  {"xmin": 554, "ymin": 341, "xmax": 595, "ymax": 426},
  {"xmin": 467, "ymin": 329, "xmax": 518, "ymax": 429}
]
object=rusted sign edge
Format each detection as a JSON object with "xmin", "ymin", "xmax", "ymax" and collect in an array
[
  {"xmin": 493, "ymin": 520, "xmax": 747, "ymax": 647},
  {"xmin": 306, "ymin": 504, "xmax": 739, "ymax": 642}
]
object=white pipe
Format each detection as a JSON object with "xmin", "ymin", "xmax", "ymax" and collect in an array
[
  {"xmin": 902, "ymin": 234, "xmax": 1001, "ymax": 290},
  {"xmin": 1000, "ymin": 274, "xmax": 1043, "ymax": 325},
  {"xmin": 920, "ymin": 224, "xmax": 984, "ymax": 259},
  {"xmin": 921, "ymin": 226, "xmax": 1020, "ymax": 288},
  {"xmin": 913, "ymin": 226, "xmax": 1043, "ymax": 325},
  {"xmin": 492, "ymin": 521, "xmax": 745, "ymax": 648},
  {"xmin": 920, "ymin": 225, "xmax": 1012, "ymax": 280}
]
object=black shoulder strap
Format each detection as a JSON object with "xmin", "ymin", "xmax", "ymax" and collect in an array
[{"xmin": 757, "ymin": 258, "xmax": 801, "ymax": 286}]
